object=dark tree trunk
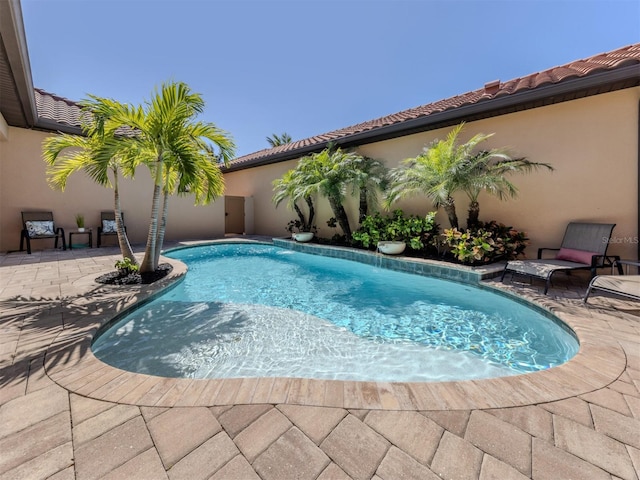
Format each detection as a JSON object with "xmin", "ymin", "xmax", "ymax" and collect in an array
[
  {"xmin": 443, "ymin": 198, "xmax": 459, "ymax": 230},
  {"xmin": 293, "ymin": 203, "xmax": 306, "ymax": 228},
  {"xmin": 467, "ymin": 201, "xmax": 480, "ymax": 230},
  {"xmin": 304, "ymin": 196, "xmax": 315, "ymax": 231},
  {"xmin": 359, "ymin": 186, "xmax": 368, "ymax": 222},
  {"xmin": 329, "ymin": 195, "xmax": 351, "ymax": 240}
]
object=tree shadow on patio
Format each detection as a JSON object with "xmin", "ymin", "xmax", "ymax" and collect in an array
[
  {"xmin": 0, "ymin": 286, "xmax": 155, "ymax": 388},
  {"xmin": 0, "ymin": 288, "xmax": 254, "ymax": 390}
]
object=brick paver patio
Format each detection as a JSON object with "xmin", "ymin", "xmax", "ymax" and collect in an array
[{"xmin": 1, "ymin": 239, "xmax": 638, "ymax": 479}]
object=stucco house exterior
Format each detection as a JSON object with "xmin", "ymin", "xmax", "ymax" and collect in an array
[{"xmin": 1, "ymin": 0, "xmax": 639, "ymax": 261}]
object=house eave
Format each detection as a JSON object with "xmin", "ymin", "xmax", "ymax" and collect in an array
[{"xmin": 0, "ymin": 0, "xmax": 37, "ymax": 127}]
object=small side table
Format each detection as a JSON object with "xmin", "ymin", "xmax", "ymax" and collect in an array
[{"xmin": 69, "ymin": 229, "xmax": 92, "ymax": 249}]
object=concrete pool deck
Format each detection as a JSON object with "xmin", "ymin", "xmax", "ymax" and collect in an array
[{"xmin": 1, "ymin": 238, "xmax": 639, "ymax": 479}]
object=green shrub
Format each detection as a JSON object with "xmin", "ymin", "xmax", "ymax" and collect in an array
[
  {"xmin": 352, "ymin": 209, "xmax": 439, "ymax": 252},
  {"xmin": 115, "ymin": 257, "xmax": 139, "ymax": 274},
  {"xmin": 442, "ymin": 221, "xmax": 528, "ymax": 264}
]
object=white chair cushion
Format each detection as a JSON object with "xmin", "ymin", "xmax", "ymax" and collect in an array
[
  {"xmin": 25, "ymin": 220, "xmax": 55, "ymax": 237},
  {"xmin": 102, "ymin": 219, "xmax": 117, "ymax": 233}
]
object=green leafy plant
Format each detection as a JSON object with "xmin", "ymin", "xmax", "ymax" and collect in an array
[
  {"xmin": 442, "ymin": 221, "xmax": 528, "ymax": 264},
  {"xmin": 352, "ymin": 209, "xmax": 439, "ymax": 252},
  {"xmin": 75, "ymin": 214, "xmax": 85, "ymax": 228},
  {"xmin": 115, "ymin": 257, "xmax": 139, "ymax": 274}
]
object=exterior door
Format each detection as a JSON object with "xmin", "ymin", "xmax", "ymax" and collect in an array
[{"xmin": 225, "ymin": 196, "xmax": 245, "ymax": 234}]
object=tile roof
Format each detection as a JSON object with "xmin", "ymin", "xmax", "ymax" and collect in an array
[
  {"xmin": 31, "ymin": 43, "xmax": 640, "ymax": 165},
  {"xmin": 34, "ymin": 88, "xmax": 84, "ymax": 128},
  {"xmin": 226, "ymin": 43, "xmax": 640, "ymax": 170}
]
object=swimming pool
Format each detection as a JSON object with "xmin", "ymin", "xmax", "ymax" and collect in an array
[{"xmin": 92, "ymin": 243, "xmax": 579, "ymax": 382}]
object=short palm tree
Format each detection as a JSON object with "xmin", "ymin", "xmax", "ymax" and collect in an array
[
  {"xmin": 266, "ymin": 132, "xmax": 293, "ymax": 147},
  {"xmin": 349, "ymin": 155, "xmax": 388, "ymax": 221},
  {"xmin": 461, "ymin": 151, "xmax": 554, "ymax": 228},
  {"xmin": 42, "ymin": 95, "xmax": 138, "ymax": 264},
  {"xmin": 272, "ymin": 168, "xmax": 315, "ymax": 232},
  {"xmin": 296, "ymin": 146, "xmax": 359, "ymax": 239},
  {"xmin": 385, "ymin": 123, "xmax": 551, "ymax": 230}
]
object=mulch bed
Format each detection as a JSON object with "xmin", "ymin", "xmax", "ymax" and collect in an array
[{"xmin": 95, "ymin": 263, "xmax": 173, "ymax": 285}]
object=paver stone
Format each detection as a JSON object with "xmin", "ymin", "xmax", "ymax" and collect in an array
[
  {"xmin": 320, "ymin": 414, "xmax": 390, "ymax": 480},
  {"xmin": 430, "ymin": 431, "xmax": 483, "ymax": 480},
  {"xmin": 532, "ymin": 437, "xmax": 610, "ymax": 480},
  {"xmin": 376, "ymin": 446, "xmax": 440, "ymax": 480},
  {"xmin": 277, "ymin": 404, "xmax": 347, "ymax": 444},
  {"xmin": 147, "ymin": 407, "xmax": 222, "ymax": 468},
  {"xmin": 365, "ymin": 410, "xmax": 443, "ymax": 465},
  {"xmin": 553, "ymin": 414, "xmax": 637, "ymax": 480},
  {"xmin": 253, "ymin": 427, "xmax": 330, "ymax": 480},
  {"xmin": 167, "ymin": 431, "xmax": 238, "ymax": 480},
  {"xmin": 465, "ymin": 410, "xmax": 532, "ymax": 476},
  {"xmin": 102, "ymin": 448, "xmax": 168, "ymax": 480}
]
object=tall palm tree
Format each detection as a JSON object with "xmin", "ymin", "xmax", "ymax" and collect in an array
[
  {"xmin": 296, "ymin": 146, "xmax": 359, "ymax": 239},
  {"xmin": 272, "ymin": 168, "xmax": 315, "ymax": 232},
  {"xmin": 42, "ymin": 95, "xmax": 138, "ymax": 264},
  {"xmin": 385, "ymin": 123, "xmax": 499, "ymax": 229},
  {"xmin": 119, "ymin": 81, "xmax": 235, "ymax": 273},
  {"xmin": 266, "ymin": 132, "xmax": 292, "ymax": 147}
]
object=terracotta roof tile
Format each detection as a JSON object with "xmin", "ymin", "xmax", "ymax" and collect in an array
[{"xmin": 34, "ymin": 88, "xmax": 83, "ymax": 127}]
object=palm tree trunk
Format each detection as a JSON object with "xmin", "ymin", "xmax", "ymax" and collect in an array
[
  {"xmin": 328, "ymin": 195, "xmax": 351, "ymax": 240},
  {"xmin": 153, "ymin": 188, "xmax": 170, "ymax": 268},
  {"xmin": 140, "ymin": 159, "xmax": 163, "ymax": 273},
  {"xmin": 305, "ymin": 196, "xmax": 315, "ymax": 231},
  {"xmin": 467, "ymin": 201, "xmax": 480, "ymax": 230},
  {"xmin": 112, "ymin": 169, "xmax": 137, "ymax": 265},
  {"xmin": 443, "ymin": 197, "xmax": 459, "ymax": 229},
  {"xmin": 293, "ymin": 203, "xmax": 307, "ymax": 229},
  {"xmin": 359, "ymin": 186, "xmax": 368, "ymax": 222}
]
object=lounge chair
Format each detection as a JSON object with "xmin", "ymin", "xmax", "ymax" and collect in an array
[
  {"xmin": 501, "ymin": 222, "xmax": 620, "ymax": 294},
  {"xmin": 20, "ymin": 211, "xmax": 66, "ymax": 254},
  {"xmin": 584, "ymin": 260, "xmax": 640, "ymax": 303},
  {"xmin": 97, "ymin": 211, "xmax": 126, "ymax": 247}
]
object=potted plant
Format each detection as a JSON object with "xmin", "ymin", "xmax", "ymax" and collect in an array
[
  {"xmin": 286, "ymin": 219, "xmax": 316, "ymax": 242},
  {"xmin": 75, "ymin": 214, "xmax": 85, "ymax": 232}
]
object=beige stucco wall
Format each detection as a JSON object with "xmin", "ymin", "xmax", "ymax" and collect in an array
[
  {"xmin": 225, "ymin": 87, "xmax": 639, "ymax": 261},
  {"xmin": 0, "ymin": 126, "xmax": 225, "ymax": 252},
  {"xmin": 2, "ymin": 87, "xmax": 638, "ymax": 261}
]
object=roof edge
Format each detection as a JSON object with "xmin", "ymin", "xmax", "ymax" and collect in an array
[
  {"xmin": 223, "ymin": 63, "xmax": 640, "ymax": 173},
  {"xmin": 1, "ymin": 0, "xmax": 37, "ymax": 126}
]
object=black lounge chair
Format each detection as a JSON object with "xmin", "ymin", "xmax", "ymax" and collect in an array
[
  {"xmin": 501, "ymin": 222, "xmax": 621, "ymax": 294},
  {"xmin": 97, "ymin": 211, "xmax": 125, "ymax": 247},
  {"xmin": 584, "ymin": 260, "xmax": 640, "ymax": 303},
  {"xmin": 20, "ymin": 211, "xmax": 66, "ymax": 254}
]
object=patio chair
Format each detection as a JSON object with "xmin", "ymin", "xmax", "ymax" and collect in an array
[
  {"xmin": 97, "ymin": 211, "xmax": 125, "ymax": 247},
  {"xmin": 584, "ymin": 260, "xmax": 640, "ymax": 303},
  {"xmin": 20, "ymin": 211, "xmax": 66, "ymax": 254},
  {"xmin": 500, "ymin": 222, "xmax": 620, "ymax": 294}
]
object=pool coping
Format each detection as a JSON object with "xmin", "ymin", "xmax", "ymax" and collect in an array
[{"xmin": 44, "ymin": 238, "xmax": 626, "ymax": 411}]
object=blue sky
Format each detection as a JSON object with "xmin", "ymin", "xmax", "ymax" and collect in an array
[{"xmin": 21, "ymin": 0, "xmax": 639, "ymax": 157}]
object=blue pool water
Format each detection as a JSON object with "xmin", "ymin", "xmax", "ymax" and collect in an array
[{"xmin": 92, "ymin": 243, "xmax": 579, "ymax": 382}]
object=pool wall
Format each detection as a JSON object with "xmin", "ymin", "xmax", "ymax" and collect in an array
[{"xmin": 274, "ymin": 238, "xmax": 506, "ymax": 283}]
